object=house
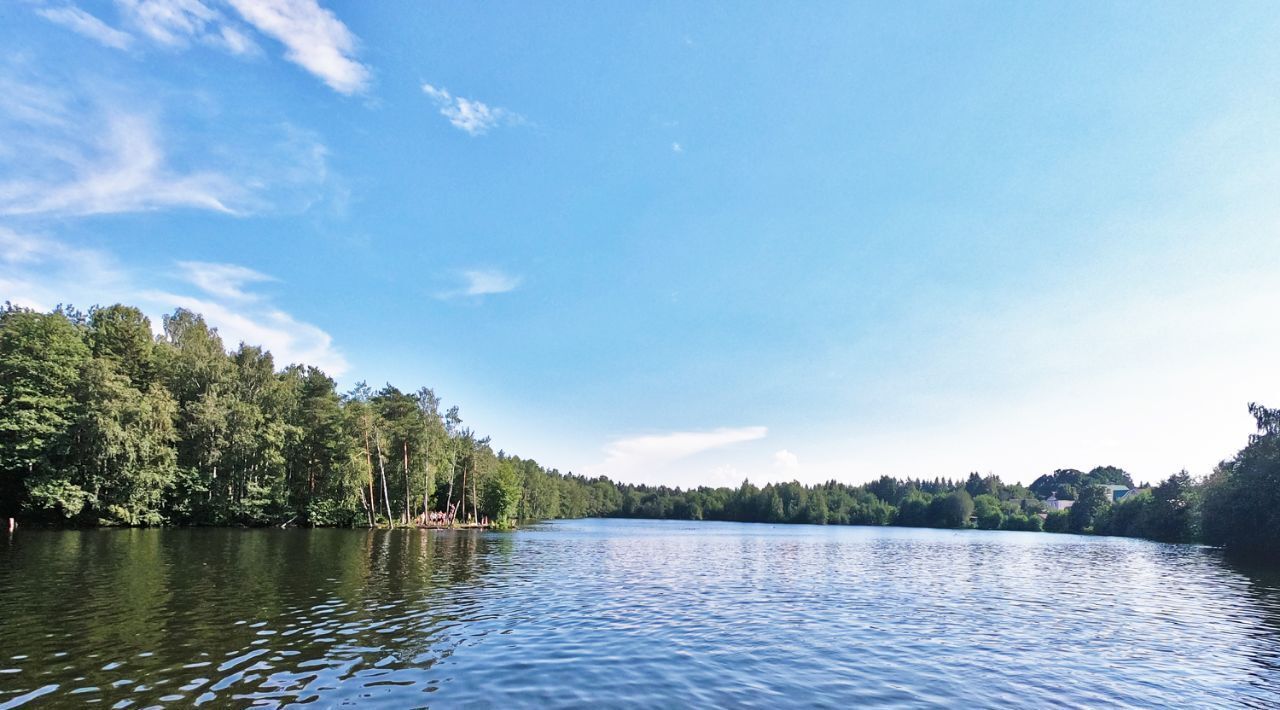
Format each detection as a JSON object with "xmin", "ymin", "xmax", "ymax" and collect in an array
[
  {"xmin": 1045, "ymin": 493, "xmax": 1074, "ymax": 511},
  {"xmin": 1102, "ymin": 484, "xmax": 1136, "ymax": 502}
]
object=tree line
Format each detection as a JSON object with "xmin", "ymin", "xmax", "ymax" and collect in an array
[
  {"xmin": 601, "ymin": 414, "xmax": 1280, "ymax": 561},
  {"xmin": 0, "ymin": 303, "xmax": 604, "ymax": 529},
  {"xmin": 2, "ymin": 302, "xmax": 1277, "ymax": 561}
]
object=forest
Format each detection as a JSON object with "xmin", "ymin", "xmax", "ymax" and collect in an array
[{"xmin": 2, "ymin": 302, "xmax": 1277, "ymax": 561}]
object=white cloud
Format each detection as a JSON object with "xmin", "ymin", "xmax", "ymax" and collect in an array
[
  {"xmin": 0, "ymin": 227, "xmax": 129, "ymax": 312},
  {"xmin": 177, "ymin": 261, "xmax": 275, "ymax": 301},
  {"xmin": 0, "ymin": 230, "xmax": 349, "ymax": 375},
  {"xmin": 225, "ymin": 0, "xmax": 370, "ymax": 94},
  {"xmin": 0, "ymin": 227, "xmax": 48, "ymax": 265},
  {"xmin": 595, "ymin": 426, "xmax": 768, "ymax": 483},
  {"xmin": 112, "ymin": 0, "xmax": 259, "ymax": 55},
  {"xmin": 0, "ymin": 74, "xmax": 334, "ymax": 218},
  {"xmin": 144, "ymin": 290, "xmax": 348, "ymax": 374},
  {"xmin": 0, "ymin": 109, "xmax": 239, "ymax": 216},
  {"xmin": 671, "ymin": 142, "xmax": 683, "ymax": 153},
  {"xmin": 37, "ymin": 6, "xmax": 135, "ymax": 50},
  {"xmin": 772, "ymin": 449, "xmax": 799, "ymax": 470},
  {"xmin": 437, "ymin": 269, "xmax": 521, "ymax": 299},
  {"xmin": 421, "ymin": 84, "xmax": 518, "ymax": 136},
  {"xmin": 30, "ymin": 1, "xmax": 368, "ymax": 93},
  {"xmin": 116, "ymin": 0, "xmax": 216, "ymax": 45},
  {"xmin": 216, "ymin": 23, "xmax": 258, "ymax": 56},
  {"xmin": 462, "ymin": 269, "xmax": 520, "ymax": 296}
]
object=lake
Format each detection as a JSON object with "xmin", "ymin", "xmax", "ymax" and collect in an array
[{"xmin": 1, "ymin": 519, "xmax": 1278, "ymax": 707}]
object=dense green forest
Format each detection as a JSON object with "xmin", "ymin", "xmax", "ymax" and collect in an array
[
  {"xmin": 2, "ymin": 302, "xmax": 1277, "ymax": 561},
  {"xmin": 0, "ymin": 302, "xmax": 605, "ymax": 530}
]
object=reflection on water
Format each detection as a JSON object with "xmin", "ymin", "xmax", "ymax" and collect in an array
[{"xmin": 1, "ymin": 520, "xmax": 1278, "ymax": 707}]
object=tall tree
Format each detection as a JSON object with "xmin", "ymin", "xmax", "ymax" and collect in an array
[
  {"xmin": 0, "ymin": 306, "xmax": 89, "ymax": 520},
  {"xmin": 1202, "ymin": 403, "xmax": 1280, "ymax": 560},
  {"xmin": 46, "ymin": 359, "xmax": 179, "ymax": 524}
]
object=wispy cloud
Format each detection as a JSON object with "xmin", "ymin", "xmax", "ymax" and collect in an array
[
  {"xmin": 36, "ymin": 5, "xmax": 135, "ymax": 50},
  {"xmin": 0, "ymin": 74, "xmax": 334, "ymax": 218},
  {"xmin": 144, "ymin": 289, "xmax": 349, "ymax": 374},
  {"xmin": 597, "ymin": 426, "xmax": 768, "ymax": 482},
  {"xmin": 437, "ymin": 269, "xmax": 521, "ymax": 299},
  {"xmin": 671, "ymin": 142, "xmax": 683, "ymax": 153},
  {"xmin": 0, "ymin": 230, "xmax": 349, "ymax": 375},
  {"xmin": 225, "ymin": 0, "xmax": 370, "ymax": 95},
  {"xmin": 177, "ymin": 261, "xmax": 275, "ymax": 301},
  {"xmin": 463, "ymin": 269, "xmax": 520, "ymax": 296},
  {"xmin": 421, "ymin": 84, "xmax": 518, "ymax": 136},
  {"xmin": 0, "ymin": 227, "xmax": 49, "ymax": 265},
  {"xmin": 0, "ymin": 227, "xmax": 130, "ymax": 311},
  {"xmin": 114, "ymin": 0, "xmax": 260, "ymax": 55},
  {"xmin": 31, "ymin": 0, "xmax": 367, "ymax": 94},
  {"xmin": 0, "ymin": 109, "xmax": 239, "ymax": 217}
]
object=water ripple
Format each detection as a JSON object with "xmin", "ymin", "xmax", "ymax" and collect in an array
[{"xmin": 1, "ymin": 522, "xmax": 1279, "ymax": 707}]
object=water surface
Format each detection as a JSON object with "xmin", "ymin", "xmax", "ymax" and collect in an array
[{"xmin": 2, "ymin": 519, "xmax": 1279, "ymax": 707}]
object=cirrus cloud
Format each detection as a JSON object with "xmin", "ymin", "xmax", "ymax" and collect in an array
[
  {"xmin": 31, "ymin": 0, "xmax": 369, "ymax": 94},
  {"xmin": 0, "ymin": 72, "xmax": 335, "ymax": 218},
  {"xmin": 177, "ymin": 261, "xmax": 276, "ymax": 302},
  {"xmin": 593, "ymin": 426, "xmax": 769, "ymax": 483},
  {"xmin": 437, "ymin": 269, "xmax": 522, "ymax": 300},
  {"xmin": 422, "ymin": 84, "xmax": 520, "ymax": 136},
  {"xmin": 36, "ymin": 5, "xmax": 135, "ymax": 50}
]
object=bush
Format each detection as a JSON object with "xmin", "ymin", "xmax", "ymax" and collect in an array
[
  {"xmin": 973, "ymin": 494, "xmax": 1004, "ymax": 530},
  {"xmin": 1044, "ymin": 510, "xmax": 1070, "ymax": 533}
]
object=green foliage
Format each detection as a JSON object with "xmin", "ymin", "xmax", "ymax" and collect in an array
[
  {"xmin": 1001, "ymin": 513, "xmax": 1043, "ymax": 532},
  {"xmin": 895, "ymin": 491, "xmax": 932, "ymax": 527},
  {"xmin": 0, "ymin": 302, "xmax": 593, "ymax": 529},
  {"xmin": 1201, "ymin": 404, "xmax": 1280, "ymax": 561},
  {"xmin": 973, "ymin": 494, "xmax": 1004, "ymax": 530},
  {"xmin": 1068, "ymin": 485, "xmax": 1110, "ymax": 534},
  {"xmin": 0, "ymin": 305, "xmax": 90, "ymax": 517},
  {"xmin": 1043, "ymin": 510, "xmax": 1070, "ymax": 533},
  {"xmin": 1029, "ymin": 466, "xmax": 1134, "ymax": 500},
  {"xmin": 65, "ymin": 359, "xmax": 179, "ymax": 525},
  {"xmin": 3, "ymin": 300, "xmax": 1275, "ymax": 555},
  {"xmin": 482, "ymin": 461, "xmax": 522, "ymax": 527},
  {"xmin": 89, "ymin": 305, "xmax": 156, "ymax": 388},
  {"xmin": 930, "ymin": 490, "xmax": 975, "ymax": 528},
  {"xmin": 1094, "ymin": 472, "xmax": 1197, "ymax": 542}
]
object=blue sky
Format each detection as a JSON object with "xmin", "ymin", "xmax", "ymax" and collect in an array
[{"xmin": 3, "ymin": 1, "xmax": 1279, "ymax": 487}]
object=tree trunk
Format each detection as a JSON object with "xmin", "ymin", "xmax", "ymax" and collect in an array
[
  {"xmin": 364, "ymin": 423, "xmax": 375, "ymax": 527},
  {"xmin": 443, "ymin": 450, "xmax": 456, "ymax": 525},
  {"xmin": 422, "ymin": 439, "xmax": 432, "ymax": 521},
  {"xmin": 358, "ymin": 486, "xmax": 372, "ymax": 527},
  {"xmin": 460, "ymin": 462, "xmax": 468, "ymax": 524},
  {"xmin": 374, "ymin": 428, "xmax": 393, "ymax": 524},
  {"xmin": 403, "ymin": 440, "xmax": 411, "ymax": 525}
]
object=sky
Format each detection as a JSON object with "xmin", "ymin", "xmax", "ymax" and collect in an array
[{"xmin": 3, "ymin": 1, "xmax": 1280, "ymax": 489}]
